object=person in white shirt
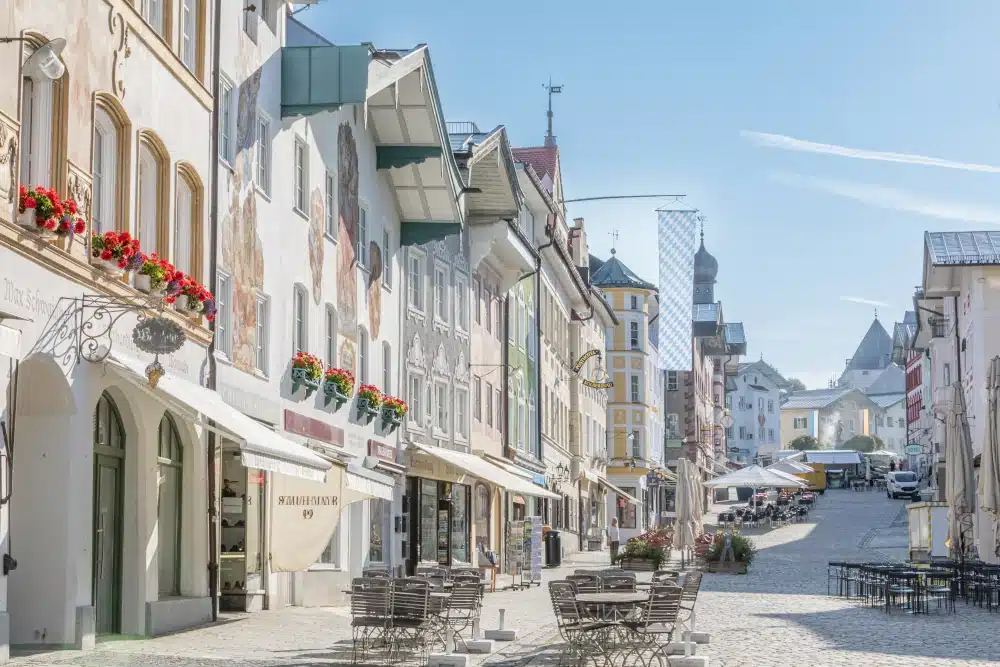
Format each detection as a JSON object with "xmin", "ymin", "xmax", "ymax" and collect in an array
[{"xmin": 608, "ymin": 518, "xmax": 620, "ymax": 562}]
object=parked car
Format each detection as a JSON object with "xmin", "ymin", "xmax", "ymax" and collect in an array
[{"xmin": 886, "ymin": 471, "xmax": 920, "ymax": 500}]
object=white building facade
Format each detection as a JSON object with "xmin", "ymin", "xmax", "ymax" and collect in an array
[{"xmin": 727, "ymin": 361, "xmax": 783, "ymax": 462}]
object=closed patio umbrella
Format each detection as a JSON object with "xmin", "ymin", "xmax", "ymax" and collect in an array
[
  {"xmin": 672, "ymin": 459, "xmax": 695, "ymax": 565},
  {"xmin": 946, "ymin": 382, "xmax": 977, "ymax": 559},
  {"xmin": 980, "ymin": 357, "xmax": 1000, "ymax": 560}
]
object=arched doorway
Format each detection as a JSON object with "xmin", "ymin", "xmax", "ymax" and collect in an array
[
  {"xmin": 93, "ymin": 391, "xmax": 125, "ymax": 634},
  {"xmin": 157, "ymin": 413, "xmax": 183, "ymax": 597}
]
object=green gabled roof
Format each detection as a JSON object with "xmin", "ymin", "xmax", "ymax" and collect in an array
[{"xmin": 590, "ymin": 252, "xmax": 656, "ymax": 291}]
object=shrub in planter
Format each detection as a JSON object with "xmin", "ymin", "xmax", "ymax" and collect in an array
[
  {"xmin": 381, "ymin": 395, "xmax": 407, "ymax": 428},
  {"xmin": 135, "ymin": 253, "xmax": 175, "ymax": 294},
  {"xmin": 290, "ymin": 352, "xmax": 323, "ymax": 395},
  {"xmin": 612, "ymin": 528, "xmax": 673, "ymax": 570},
  {"xmin": 323, "ymin": 367, "xmax": 354, "ymax": 407},
  {"xmin": 705, "ymin": 531, "xmax": 757, "ymax": 570},
  {"xmin": 356, "ymin": 384, "xmax": 382, "ymax": 422},
  {"xmin": 17, "ymin": 185, "xmax": 57, "ymax": 230}
]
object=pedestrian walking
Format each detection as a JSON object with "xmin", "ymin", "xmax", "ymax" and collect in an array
[{"xmin": 608, "ymin": 518, "xmax": 620, "ymax": 563}]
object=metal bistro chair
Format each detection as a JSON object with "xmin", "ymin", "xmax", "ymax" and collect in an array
[
  {"xmin": 548, "ymin": 581, "xmax": 610, "ymax": 667},
  {"xmin": 622, "ymin": 582, "xmax": 683, "ymax": 664},
  {"xmin": 599, "ymin": 573, "xmax": 637, "ymax": 592},
  {"xmin": 350, "ymin": 577, "xmax": 391, "ymax": 665},
  {"xmin": 443, "ymin": 581, "xmax": 484, "ymax": 650},
  {"xmin": 388, "ymin": 577, "xmax": 433, "ymax": 664},
  {"xmin": 363, "ymin": 566, "xmax": 391, "ymax": 579}
]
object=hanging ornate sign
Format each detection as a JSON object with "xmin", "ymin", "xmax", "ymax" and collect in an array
[
  {"xmin": 132, "ymin": 316, "xmax": 186, "ymax": 355},
  {"xmin": 573, "ymin": 349, "xmax": 614, "ymax": 389}
]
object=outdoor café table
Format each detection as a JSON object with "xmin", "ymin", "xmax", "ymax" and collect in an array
[{"xmin": 576, "ymin": 592, "xmax": 649, "ymax": 622}]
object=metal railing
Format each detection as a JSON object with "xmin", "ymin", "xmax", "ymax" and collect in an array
[{"xmin": 929, "ymin": 316, "xmax": 948, "ymax": 338}]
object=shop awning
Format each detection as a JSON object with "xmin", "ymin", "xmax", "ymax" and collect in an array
[
  {"xmin": 106, "ymin": 353, "xmax": 330, "ymax": 482},
  {"xmin": 411, "ymin": 443, "xmax": 559, "ymax": 500},
  {"xmin": 600, "ymin": 479, "xmax": 641, "ymax": 506},
  {"xmin": 270, "ymin": 460, "xmax": 394, "ymax": 572}
]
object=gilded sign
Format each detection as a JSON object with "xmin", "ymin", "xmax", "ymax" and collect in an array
[{"xmin": 573, "ymin": 349, "xmax": 615, "ymax": 389}]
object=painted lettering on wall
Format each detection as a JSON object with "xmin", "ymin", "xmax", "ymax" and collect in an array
[
  {"xmin": 277, "ymin": 495, "xmax": 339, "ymax": 506},
  {"xmin": 2, "ymin": 278, "xmax": 60, "ymax": 321}
]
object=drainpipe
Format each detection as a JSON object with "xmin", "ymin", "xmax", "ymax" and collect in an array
[
  {"xmin": 953, "ymin": 296, "xmax": 962, "ymax": 383},
  {"xmin": 535, "ymin": 222, "xmax": 555, "ymax": 471},
  {"xmin": 205, "ymin": 0, "xmax": 223, "ymax": 623}
]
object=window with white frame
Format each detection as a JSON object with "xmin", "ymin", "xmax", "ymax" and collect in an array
[
  {"xmin": 408, "ymin": 372, "xmax": 423, "ymax": 425},
  {"xmin": 91, "ymin": 108, "xmax": 117, "ymax": 234},
  {"xmin": 255, "ymin": 294, "xmax": 269, "ymax": 375},
  {"xmin": 629, "ymin": 321, "xmax": 640, "ymax": 350},
  {"xmin": 219, "ymin": 78, "xmax": 233, "ymax": 163},
  {"xmin": 294, "ymin": 137, "xmax": 307, "ymax": 213},
  {"xmin": 485, "ymin": 287, "xmax": 492, "ymax": 333},
  {"xmin": 358, "ymin": 327, "xmax": 369, "ymax": 384},
  {"xmin": 382, "ymin": 230, "xmax": 392, "ymax": 287},
  {"xmin": 256, "ymin": 115, "xmax": 271, "ymax": 195},
  {"xmin": 473, "ymin": 278, "xmax": 481, "ymax": 324},
  {"xmin": 216, "ymin": 272, "xmax": 232, "ymax": 358},
  {"xmin": 792, "ymin": 417, "xmax": 808, "ymax": 430},
  {"xmin": 768, "ymin": 399, "xmax": 774, "ymax": 413},
  {"xmin": 768, "ymin": 428, "xmax": 775, "ymax": 442},
  {"xmin": 180, "ymin": 0, "xmax": 197, "ymax": 70},
  {"xmin": 456, "ymin": 388, "xmax": 468, "ymax": 439},
  {"xmin": 435, "ymin": 382, "xmax": 449, "ymax": 433},
  {"xmin": 136, "ymin": 142, "xmax": 161, "ymax": 254},
  {"xmin": 667, "ymin": 371, "xmax": 678, "ymax": 391},
  {"xmin": 382, "ymin": 342, "xmax": 391, "ymax": 395},
  {"xmin": 519, "ymin": 300, "xmax": 527, "ymax": 350},
  {"xmin": 473, "ymin": 376, "xmax": 482, "ymax": 422},
  {"xmin": 485, "ymin": 382, "xmax": 494, "ymax": 427},
  {"xmin": 292, "ymin": 285, "xmax": 307, "ymax": 354},
  {"xmin": 357, "ymin": 206, "xmax": 368, "ymax": 268},
  {"xmin": 630, "ymin": 294, "xmax": 639, "ymax": 310},
  {"xmin": 527, "ymin": 312, "xmax": 535, "ymax": 359},
  {"xmin": 243, "ymin": 0, "xmax": 259, "ymax": 42},
  {"xmin": 434, "ymin": 264, "xmax": 449, "ymax": 323},
  {"xmin": 173, "ymin": 174, "xmax": 194, "ymax": 275},
  {"xmin": 630, "ymin": 375, "xmax": 640, "ymax": 403},
  {"xmin": 517, "ymin": 395, "xmax": 525, "ymax": 450},
  {"xmin": 407, "ymin": 250, "xmax": 425, "ymax": 311},
  {"xmin": 455, "ymin": 275, "xmax": 469, "ymax": 332},
  {"xmin": 324, "ymin": 171, "xmax": 336, "ymax": 239},
  {"xmin": 140, "ymin": 0, "xmax": 165, "ymax": 36},
  {"xmin": 528, "ymin": 392, "xmax": 537, "ymax": 457},
  {"xmin": 631, "ymin": 430, "xmax": 641, "ymax": 458},
  {"xmin": 324, "ymin": 305, "xmax": 337, "ymax": 367}
]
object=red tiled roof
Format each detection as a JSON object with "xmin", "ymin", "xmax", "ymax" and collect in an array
[{"xmin": 512, "ymin": 146, "xmax": 559, "ymax": 182}]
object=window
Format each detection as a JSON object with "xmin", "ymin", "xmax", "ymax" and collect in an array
[
  {"xmin": 897, "ymin": 417, "xmax": 905, "ymax": 428},
  {"xmin": 434, "ymin": 266, "xmax": 449, "ymax": 322},
  {"xmin": 739, "ymin": 426, "xmax": 746, "ymax": 439},
  {"xmin": 91, "ymin": 107, "xmax": 118, "ymax": 234},
  {"xmin": 157, "ymin": 413, "xmax": 183, "ymax": 596},
  {"xmin": 768, "ymin": 399, "xmax": 774, "ymax": 414},
  {"xmin": 216, "ymin": 272, "xmax": 232, "ymax": 358},
  {"xmin": 943, "ymin": 363, "xmax": 951, "ymax": 386},
  {"xmin": 508, "ymin": 300, "xmax": 515, "ymax": 342},
  {"xmin": 631, "ymin": 430, "xmax": 641, "ymax": 459},
  {"xmin": 137, "ymin": 140, "xmax": 164, "ymax": 255},
  {"xmin": 358, "ymin": 327, "xmax": 369, "ymax": 384},
  {"xmin": 485, "ymin": 382, "xmax": 493, "ymax": 427},
  {"xmin": 436, "ymin": 382, "xmax": 449, "ymax": 433},
  {"xmin": 484, "ymin": 287, "xmax": 492, "ymax": 333},
  {"xmin": 219, "ymin": 79, "xmax": 233, "ymax": 163},
  {"xmin": 629, "ymin": 321, "xmax": 640, "ymax": 350},
  {"xmin": 173, "ymin": 171, "xmax": 195, "ymax": 275},
  {"xmin": 254, "ymin": 294, "xmax": 269, "ymax": 375},
  {"xmin": 324, "ymin": 305, "xmax": 337, "ymax": 367},
  {"xmin": 408, "ymin": 373, "xmax": 423, "ymax": 425},
  {"xmin": 473, "ymin": 278, "xmax": 481, "ymax": 324},
  {"xmin": 758, "ymin": 425, "xmax": 765, "ymax": 440},
  {"xmin": 141, "ymin": 0, "xmax": 165, "ymax": 36},
  {"xmin": 474, "ymin": 484, "xmax": 490, "ymax": 551},
  {"xmin": 357, "ymin": 206, "xmax": 368, "ymax": 268},
  {"xmin": 630, "ymin": 375, "xmax": 640, "ymax": 403},
  {"xmin": 382, "ymin": 230, "xmax": 392, "ymax": 287},
  {"xmin": 495, "ymin": 297, "xmax": 502, "ymax": 341},
  {"xmin": 294, "ymin": 138, "xmax": 307, "ymax": 213},
  {"xmin": 496, "ymin": 387, "xmax": 503, "ymax": 430},
  {"xmin": 630, "ymin": 295, "xmax": 639, "ymax": 310},
  {"xmin": 256, "ymin": 115, "xmax": 271, "ymax": 195},
  {"xmin": 473, "ymin": 376, "xmax": 482, "ymax": 422},
  {"xmin": 456, "ymin": 388, "xmax": 468, "ymax": 439},
  {"xmin": 292, "ymin": 285, "xmax": 307, "ymax": 354},
  {"xmin": 768, "ymin": 428, "xmax": 775, "ymax": 442},
  {"xmin": 368, "ymin": 499, "xmax": 386, "ymax": 563},
  {"xmin": 243, "ymin": 0, "xmax": 259, "ymax": 42},
  {"xmin": 526, "ymin": 312, "xmax": 535, "ymax": 359},
  {"xmin": 617, "ymin": 486, "xmax": 637, "ymax": 529},
  {"xmin": 758, "ymin": 398, "xmax": 764, "ymax": 412},
  {"xmin": 180, "ymin": 0, "xmax": 197, "ymax": 70},
  {"xmin": 792, "ymin": 417, "xmax": 808, "ymax": 430},
  {"xmin": 667, "ymin": 371, "xmax": 678, "ymax": 391},
  {"xmin": 319, "ymin": 525, "xmax": 341, "ymax": 566},
  {"xmin": 408, "ymin": 251, "xmax": 424, "ymax": 311},
  {"xmin": 382, "ymin": 342, "xmax": 391, "ymax": 396},
  {"xmin": 456, "ymin": 276, "xmax": 469, "ymax": 331}
]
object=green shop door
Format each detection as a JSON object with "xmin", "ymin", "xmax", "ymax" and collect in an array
[{"xmin": 92, "ymin": 392, "xmax": 125, "ymax": 635}]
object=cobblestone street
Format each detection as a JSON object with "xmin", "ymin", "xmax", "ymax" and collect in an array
[{"xmin": 10, "ymin": 491, "xmax": 1000, "ymax": 666}]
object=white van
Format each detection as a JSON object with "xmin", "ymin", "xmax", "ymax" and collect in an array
[{"xmin": 886, "ymin": 471, "xmax": 920, "ymax": 500}]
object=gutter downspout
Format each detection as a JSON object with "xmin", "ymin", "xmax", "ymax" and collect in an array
[{"xmin": 206, "ymin": 0, "xmax": 223, "ymax": 623}]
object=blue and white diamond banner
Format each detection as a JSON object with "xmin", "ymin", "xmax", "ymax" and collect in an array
[{"xmin": 657, "ymin": 209, "xmax": 698, "ymax": 371}]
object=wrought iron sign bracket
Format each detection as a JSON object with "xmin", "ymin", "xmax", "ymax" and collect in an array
[{"xmin": 78, "ymin": 293, "xmax": 162, "ymax": 364}]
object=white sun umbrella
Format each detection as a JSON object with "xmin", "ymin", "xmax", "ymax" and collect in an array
[
  {"xmin": 672, "ymin": 458, "xmax": 695, "ymax": 564},
  {"xmin": 946, "ymin": 382, "xmax": 977, "ymax": 559},
  {"xmin": 980, "ymin": 357, "xmax": 1000, "ymax": 561},
  {"xmin": 767, "ymin": 459, "xmax": 813, "ymax": 475},
  {"xmin": 868, "ymin": 449, "xmax": 897, "ymax": 459},
  {"xmin": 702, "ymin": 465, "xmax": 807, "ymax": 489}
]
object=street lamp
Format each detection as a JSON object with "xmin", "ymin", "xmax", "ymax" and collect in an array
[{"xmin": 1, "ymin": 37, "xmax": 67, "ymax": 81}]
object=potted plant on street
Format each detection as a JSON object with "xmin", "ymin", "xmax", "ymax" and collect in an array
[
  {"xmin": 381, "ymin": 395, "xmax": 407, "ymax": 431},
  {"xmin": 356, "ymin": 384, "xmax": 383, "ymax": 423},
  {"xmin": 322, "ymin": 367, "xmax": 354, "ymax": 409},
  {"xmin": 706, "ymin": 531, "xmax": 757, "ymax": 574},
  {"xmin": 613, "ymin": 528, "xmax": 672, "ymax": 571},
  {"xmin": 290, "ymin": 352, "xmax": 323, "ymax": 396}
]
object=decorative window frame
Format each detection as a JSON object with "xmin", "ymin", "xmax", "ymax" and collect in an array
[
  {"xmin": 136, "ymin": 129, "xmax": 171, "ymax": 258},
  {"xmin": 406, "ymin": 247, "xmax": 427, "ymax": 323},
  {"xmin": 433, "ymin": 380, "xmax": 450, "ymax": 439},
  {"xmin": 432, "ymin": 259, "xmax": 451, "ymax": 334},
  {"xmin": 454, "ymin": 270, "xmax": 469, "ymax": 341}
]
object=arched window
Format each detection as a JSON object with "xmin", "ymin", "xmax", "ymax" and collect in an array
[
  {"xmin": 94, "ymin": 391, "xmax": 125, "ymax": 451},
  {"xmin": 19, "ymin": 38, "xmax": 67, "ymax": 189},
  {"xmin": 382, "ymin": 341, "xmax": 391, "ymax": 395},
  {"xmin": 358, "ymin": 326, "xmax": 368, "ymax": 384},
  {"xmin": 136, "ymin": 132, "xmax": 169, "ymax": 257},
  {"xmin": 91, "ymin": 96, "xmax": 131, "ymax": 234},
  {"xmin": 157, "ymin": 412, "xmax": 183, "ymax": 596},
  {"xmin": 173, "ymin": 165, "xmax": 203, "ymax": 280}
]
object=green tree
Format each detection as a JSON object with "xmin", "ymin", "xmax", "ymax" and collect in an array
[
  {"xmin": 786, "ymin": 378, "xmax": 807, "ymax": 392},
  {"xmin": 789, "ymin": 435, "xmax": 819, "ymax": 451},
  {"xmin": 843, "ymin": 434, "xmax": 878, "ymax": 453}
]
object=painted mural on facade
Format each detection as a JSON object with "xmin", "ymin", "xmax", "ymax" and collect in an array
[
  {"xmin": 309, "ymin": 187, "xmax": 324, "ymax": 304},
  {"xmin": 368, "ymin": 240, "xmax": 382, "ymax": 339},
  {"xmin": 220, "ymin": 53, "xmax": 265, "ymax": 374},
  {"xmin": 337, "ymin": 123, "xmax": 359, "ymax": 352}
]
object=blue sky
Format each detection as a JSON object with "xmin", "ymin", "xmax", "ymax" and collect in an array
[{"xmin": 301, "ymin": 1, "xmax": 1000, "ymax": 389}]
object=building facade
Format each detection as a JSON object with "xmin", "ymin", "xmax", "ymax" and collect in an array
[
  {"xmin": 728, "ymin": 360, "xmax": 785, "ymax": 462},
  {"xmin": 780, "ymin": 388, "xmax": 879, "ymax": 448}
]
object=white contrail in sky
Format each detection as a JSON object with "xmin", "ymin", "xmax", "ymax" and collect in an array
[
  {"xmin": 840, "ymin": 296, "xmax": 890, "ymax": 308},
  {"xmin": 743, "ymin": 130, "xmax": 1000, "ymax": 173},
  {"xmin": 769, "ymin": 171, "xmax": 1000, "ymax": 225}
]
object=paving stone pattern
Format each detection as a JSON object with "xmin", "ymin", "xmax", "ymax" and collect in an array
[{"xmin": 11, "ymin": 492, "xmax": 1000, "ymax": 666}]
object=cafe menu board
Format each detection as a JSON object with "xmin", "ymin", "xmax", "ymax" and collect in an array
[{"xmin": 437, "ymin": 510, "xmax": 449, "ymax": 564}]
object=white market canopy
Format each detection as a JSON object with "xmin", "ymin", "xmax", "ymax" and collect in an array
[
  {"xmin": 867, "ymin": 449, "xmax": 897, "ymax": 458},
  {"xmin": 767, "ymin": 459, "xmax": 814, "ymax": 475},
  {"xmin": 803, "ymin": 450, "xmax": 863, "ymax": 466},
  {"xmin": 702, "ymin": 465, "xmax": 807, "ymax": 489}
]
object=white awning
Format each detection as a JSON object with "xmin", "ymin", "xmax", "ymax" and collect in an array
[
  {"xmin": 411, "ymin": 443, "xmax": 559, "ymax": 500},
  {"xmin": 345, "ymin": 462, "xmax": 395, "ymax": 501},
  {"xmin": 483, "ymin": 455, "xmax": 536, "ymax": 481},
  {"xmin": 106, "ymin": 353, "xmax": 330, "ymax": 482},
  {"xmin": 600, "ymin": 479, "xmax": 641, "ymax": 506},
  {"xmin": 804, "ymin": 450, "xmax": 863, "ymax": 466}
]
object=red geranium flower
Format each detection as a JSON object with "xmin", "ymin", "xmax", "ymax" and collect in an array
[
  {"xmin": 23, "ymin": 196, "xmax": 36, "ymax": 209},
  {"xmin": 73, "ymin": 219, "xmax": 86, "ymax": 234},
  {"xmin": 117, "ymin": 259, "xmax": 127, "ymax": 269},
  {"xmin": 44, "ymin": 218, "xmax": 57, "ymax": 230},
  {"xmin": 100, "ymin": 249, "xmax": 113, "ymax": 261}
]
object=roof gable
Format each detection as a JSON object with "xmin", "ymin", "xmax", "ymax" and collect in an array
[
  {"xmin": 591, "ymin": 254, "xmax": 656, "ymax": 291},
  {"xmin": 845, "ymin": 319, "xmax": 893, "ymax": 372},
  {"xmin": 863, "ymin": 364, "xmax": 905, "ymax": 395}
]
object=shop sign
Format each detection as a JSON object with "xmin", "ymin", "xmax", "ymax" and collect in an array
[
  {"xmin": 573, "ymin": 349, "xmax": 614, "ymax": 389},
  {"xmin": 729, "ymin": 447, "xmax": 740, "ymax": 453},
  {"xmin": 248, "ymin": 471, "xmax": 266, "ymax": 486},
  {"xmin": 905, "ymin": 445, "xmax": 923, "ymax": 455},
  {"xmin": 368, "ymin": 439, "xmax": 397, "ymax": 462},
  {"xmin": 218, "ymin": 383, "xmax": 281, "ymax": 424},
  {"xmin": 283, "ymin": 409, "xmax": 344, "ymax": 447},
  {"xmin": 406, "ymin": 451, "xmax": 464, "ymax": 482},
  {"xmin": 132, "ymin": 316, "xmax": 186, "ymax": 355}
]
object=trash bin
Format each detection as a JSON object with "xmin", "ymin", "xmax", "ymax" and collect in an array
[{"xmin": 547, "ymin": 530, "xmax": 562, "ymax": 566}]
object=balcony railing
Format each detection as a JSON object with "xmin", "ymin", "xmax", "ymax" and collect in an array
[{"xmin": 929, "ymin": 316, "xmax": 948, "ymax": 339}]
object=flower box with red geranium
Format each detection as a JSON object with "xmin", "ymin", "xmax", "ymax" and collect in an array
[
  {"xmin": 380, "ymin": 396, "xmax": 407, "ymax": 430},
  {"xmin": 135, "ymin": 253, "xmax": 173, "ymax": 295},
  {"xmin": 322, "ymin": 367, "xmax": 354, "ymax": 408},
  {"xmin": 290, "ymin": 352, "xmax": 323, "ymax": 396},
  {"xmin": 16, "ymin": 185, "xmax": 55, "ymax": 230},
  {"xmin": 90, "ymin": 230, "xmax": 141, "ymax": 276},
  {"xmin": 356, "ymin": 384, "xmax": 382, "ymax": 423}
]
